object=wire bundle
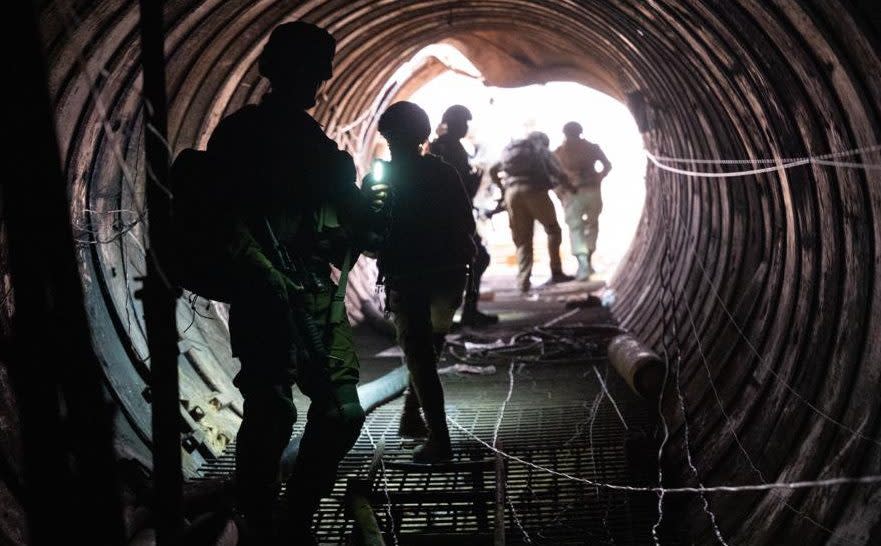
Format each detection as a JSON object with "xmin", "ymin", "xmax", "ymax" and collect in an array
[{"xmin": 446, "ymin": 322, "xmax": 622, "ymax": 366}]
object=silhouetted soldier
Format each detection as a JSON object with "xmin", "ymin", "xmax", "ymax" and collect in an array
[
  {"xmin": 428, "ymin": 105, "xmax": 498, "ymax": 327},
  {"xmin": 554, "ymin": 121, "xmax": 612, "ymax": 279},
  {"xmin": 490, "ymin": 131, "xmax": 576, "ymax": 293},
  {"xmin": 206, "ymin": 22, "xmax": 377, "ymax": 543},
  {"xmin": 362, "ymin": 101, "xmax": 476, "ymax": 462}
]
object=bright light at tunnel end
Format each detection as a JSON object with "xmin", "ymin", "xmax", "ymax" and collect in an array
[{"xmin": 397, "ymin": 44, "xmax": 647, "ymax": 283}]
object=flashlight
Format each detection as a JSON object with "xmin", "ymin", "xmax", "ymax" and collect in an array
[
  {"xmin": 368, "ymin": 160, "xmax": 390, "ymax": 211},
  {"xmin": 371, "ymin": 159, "xmax": 385, "ymax": 183}
]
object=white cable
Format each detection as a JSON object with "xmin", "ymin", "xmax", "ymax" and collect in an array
[
  {"xmin": 679, "ymin": 283, "xmax": 844, "ymax": 541},
  {"xmin": 364, "ymin": 415, "xmax": 399, "ymax": 546},
  {"xmin": 492, "ymin": 362, "xmax": 516, "ymax": 447},
  {"xmin": 673, "ymin": 217, "xmax": 881, "ymax": 448},
  {"xmin": 491, "ymin": 361, "xmax": 534, "ymax": 544},
  {"xmin": 645, "ymin": 149, "xmax": 881, "ymax": 178},
  {"xmin": 671, "ymin": 349, "xmax": 728, "ymax": 545},
  {"xmin": 651, "ymin": 144, "xmax": 881, "ymax": 165},
  {"xmin": 591, "ymin": 365, "xmax": 628, "ymax": 430},
  {"xmin": 647, "ymin": 153, "xmax": 811, "ymax": 177},
  {"xmin": 447, "ymin": 417, "xmax": 881, "ymax": 495},
  {"xmin": 811, "ymin": 158, "xmax": 881, "ymax": 170},
  {"xmin": 542, "ymin": 308, "xmax": 581, "ymax": 327}
]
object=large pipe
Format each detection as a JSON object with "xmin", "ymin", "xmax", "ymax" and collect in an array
[
  {"xmin": 346, "ymin": 479, "xmax": 387, "ymax": 546},
  {"xmin": 280, "ymin": 365, "xmax": 409, "ymax": 479},
  {"xmin": 607, "ymin": 334, "xmax": 664, "ymax": 399}
]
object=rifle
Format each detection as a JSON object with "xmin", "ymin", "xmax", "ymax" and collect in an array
[
  {"xmin": 263, "ymin": 218, "xmax": 350, "ymax": 393},
  {"xmin": 478, "ymin": 196, "xmax": 506, "ymax": 219},
  {"xmin": 478, "ymin": 175, "xmax": 507, "ymax": 220}
]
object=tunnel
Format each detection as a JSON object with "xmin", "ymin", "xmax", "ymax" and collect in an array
[{"xmin": 3, "ymin": 0, "xmax": 881, "ymax": 544}]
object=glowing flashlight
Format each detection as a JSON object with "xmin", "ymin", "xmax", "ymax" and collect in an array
[{"xmin": 371, "ymin": 160, "xmax": 385, "ymax": 183}]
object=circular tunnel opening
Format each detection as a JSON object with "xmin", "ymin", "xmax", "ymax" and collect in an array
[
  {"xmin": 402, "ymin": 47, "xmax": 646, "ymax": 283},
  {"xmin": 9, "ymin": 2, "xmax": 881, "ymax": 544}
]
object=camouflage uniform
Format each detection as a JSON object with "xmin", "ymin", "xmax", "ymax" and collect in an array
[
  {"xmin": 208, "ymin": 92, "xmax": 375, "ymax": 524},
  {"xmin": 362, "ymin": 154, "xmax": 475, "ymax": 452},
  {"xmin": 491, "ymin": 137, "xmax": 570, "ymax": 291},
  {"xmin": 554, "ymin": 138, "xmax": 611, "ymax": 256},
  {"xmin": 428, "ymin": 134, "xmax": 490, "ymax": 317}
]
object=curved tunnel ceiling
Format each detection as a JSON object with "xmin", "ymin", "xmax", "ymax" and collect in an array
[{"xmin": 36, "ymin": 1, "xmax": 881, "ymax": 543}]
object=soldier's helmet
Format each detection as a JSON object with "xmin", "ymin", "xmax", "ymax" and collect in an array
[
  {"xmin": 258, "ymin": 22, "xmax": 336, "ymax": 83},
  {"xmin": 378, "ymin": 102, "xmax": 431, "ymax": 146},
  {"xmin": 527, "ymin": 131, "xmax": 550, "ymax": 148},
  {"xmin": 563, "ymin": 121, "xmax": 583, "ymax": 138},
  {"xmin": 441, "ymin": 104, "xmax": 473, "ymax": 123}
]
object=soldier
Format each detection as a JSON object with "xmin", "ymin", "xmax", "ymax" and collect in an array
[
  {"xmin": 362, "ymin": 101, "xmax": 476, "ymax": 462},
  {"xmin": 554, "ymin": 121, "xmax": 612, "ymax": 279},
  {"xmin": 428, "ymin": 105, "xmax": 498, "ymax": 327},
  {"xmin": 206, "ymin": 22, "xmax": 379, "ymax": 544},
  {"xmin": 490, "ymin": 131, "xmax": 577, "ymax": 293}
]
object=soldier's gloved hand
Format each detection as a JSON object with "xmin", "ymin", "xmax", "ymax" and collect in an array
[
  {"xmin": 266, "ymin": 267, "xmax": 302, "ymax": 301},
  {"xmin": 365, "ymin": 182, "xmax": 389, "ymax": 211},
  {"xmin": 263, "ymin": 267, "xmax": 289, "ymax": 299},
  {"xmin": 283, "ymin": 275, "xmax": 304, "ymax": 298}
]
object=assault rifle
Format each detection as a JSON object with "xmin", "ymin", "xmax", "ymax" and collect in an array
[
  {"xmin": 262, "ymin": 218, "xmax": 349, "ymax": 391},
  {"xmin": 477, "ymin": 195, "xmax": 506, "ymax": 219}
]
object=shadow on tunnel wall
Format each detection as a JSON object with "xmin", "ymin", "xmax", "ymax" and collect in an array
[{"xmin": 4, "ymin": 1, "xmax": 879, "ymax": 544}]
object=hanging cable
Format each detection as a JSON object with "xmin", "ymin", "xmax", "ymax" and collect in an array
[{"xmin": 646, "ymin": 144, "xmax": 881, "ymax": 178}]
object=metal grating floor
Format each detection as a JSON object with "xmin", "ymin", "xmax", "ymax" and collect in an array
[{"xmin": 198, "ymin": 307, "xmax": 674, "ymax": 544}]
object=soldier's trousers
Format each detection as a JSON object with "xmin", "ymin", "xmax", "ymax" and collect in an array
[
  {"xmin": 229, "ymin": 282, "xmax": 364, "ymax": 524},
  {"xmin": 504, "ymin": 184, "xmax": 564, "ymax": 290},
  {"xmin": 562, "ymin": 187, "xmax": 603, "ymax": 255},
  {"xmin": 387, "ymin": 270, "xmax": 466, "ymax": 435}
]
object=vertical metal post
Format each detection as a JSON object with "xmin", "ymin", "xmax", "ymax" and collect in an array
[
  {"xmin": 6, "ymin": 3, "xmax": 124, "ymax": 544},
  {"xmin": 136, "ymin": 1, "xmax": 182, "ymax": 543}
]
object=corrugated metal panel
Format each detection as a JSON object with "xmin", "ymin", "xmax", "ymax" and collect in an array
[{"xmin": 32, "ymin": 1, "xmax": 881, "ymax": 542}]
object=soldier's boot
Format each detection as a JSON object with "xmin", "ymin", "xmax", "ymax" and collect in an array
[
  {"xmin": 412, "ymin": 365, "xmax": 453, "ymax": 464},
  {"xmin": 462, "ymin": 279, "xmax": 499, "ymax": 326},
  {"xmin": 398, "ymin": 386, "xmax": 429, "ymax": 439},
  {"xmin": 413, "ymin": 418, "xmax": 453, "ymax": 464},
  {"xmin": 544, "ymin": 270, "xmax": 575, "ymax": 285},
  {"xmin": 461, "ymin": 305, "xmax": 500, "ymax": 327}
]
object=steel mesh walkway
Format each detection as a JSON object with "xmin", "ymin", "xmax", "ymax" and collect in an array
[{"xmin": 198, "ymin": 307, "xmax": 670, "ymax": 544}]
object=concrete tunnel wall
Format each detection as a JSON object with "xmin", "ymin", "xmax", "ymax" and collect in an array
[{"xmin": 33, "ymin": 1, "xmax": 881, "ymax": 543}]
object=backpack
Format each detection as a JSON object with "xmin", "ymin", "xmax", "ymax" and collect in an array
[
  {"xmin": 167, "ymin": 148, "xmax": 238, "ymax": 303},
  {"xmin": 500, "ymin": 139, "xmax": 551, "ymax": 188}
]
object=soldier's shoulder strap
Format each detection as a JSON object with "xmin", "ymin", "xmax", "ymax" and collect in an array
[{"xmin": 329, "ymin": 249, "xmax": 353, "ymax": 325}]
